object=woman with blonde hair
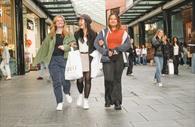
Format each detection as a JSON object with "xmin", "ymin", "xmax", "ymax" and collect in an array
[
  {"xmin": 34, "ymin": 15, "xmax": 76, "ymax": 111},
  {"xmin": 152, "ymin": 29, "xmax": 164, "ymax": 87}
]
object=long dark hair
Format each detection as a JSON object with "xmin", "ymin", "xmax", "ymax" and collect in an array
[
  {"xmin": 76, "ymin": 22, "xmax": 95, "ymax": 43},
  {"xmin": 172, "ymin": 36, "xmax": 179, "ymax": 46}
]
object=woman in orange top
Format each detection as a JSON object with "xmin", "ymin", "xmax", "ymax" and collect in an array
[{"xmin": 94, "ymin": 13, "xmax": 130, "ymax": 110}]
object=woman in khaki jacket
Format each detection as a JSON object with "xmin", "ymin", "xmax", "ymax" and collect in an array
[{"xmin": 34, "ymin": 15, "xmax": 76, "ymax": 111}]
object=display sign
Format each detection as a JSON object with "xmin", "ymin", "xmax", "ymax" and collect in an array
[{"xmin": 0, "ymin": 8, "xmax": 2, "ymax": 17}]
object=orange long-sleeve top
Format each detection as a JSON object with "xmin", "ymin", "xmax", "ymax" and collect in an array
[{"xmin": 107, "ymin": 29, "xmax": 124, "ymax": 49}]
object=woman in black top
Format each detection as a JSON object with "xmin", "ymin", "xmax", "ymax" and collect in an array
[
  {"xmin": 162, "ymin": 35, "xmax": 171, "ymax": 75},
  {"xmin": 172, "ymin": 36, "xmax": 182, "ymax": 75}
]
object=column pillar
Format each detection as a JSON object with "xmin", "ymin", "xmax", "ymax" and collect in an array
[
  {"xmin": 128, "ymin": 26, "xmax": 134, "ymax": 39},
  {"xmin": 40, "ymin": 18, "xmax": 46, "ymax": 44},
  {"xmin": 15, "ymin": 0, "xmax": 25, "ymax": 75},
  {"xmin": 138, "ymin": 21, "xmax": 145, "ymax": 45},
  {"xmin": 163, "ymin": 10, "xmax": 172, "ymax": 39}
]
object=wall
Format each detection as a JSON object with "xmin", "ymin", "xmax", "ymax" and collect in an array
[{"xmin": 91, "ymin": 21, "xmax": 105, "ymax": 33}]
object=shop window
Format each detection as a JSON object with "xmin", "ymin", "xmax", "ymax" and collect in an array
[
  {"xmin": 0, "ymin": 0, "xmax": 16, "ymax": 75},
  {"xmin": 23, "ymin": 5, "xmax": 41, "ymax": 72},
  {"xmin": 110, "ymin": 7, "xmax": 120, "ymax": 15}
]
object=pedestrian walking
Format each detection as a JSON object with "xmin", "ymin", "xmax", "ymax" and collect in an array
[
  {"xmin": 33, "ymin": 15, "xmax": 75, "ymax": 111},
  {"xmin": 94, "ymin": 13, "xmax": 130, "ymax": 110},
  {"xmin": 162, "ymin": 35, "xmax": 171, "ymax": 75},
  {"xmin": 0, "ymin": 42, "xmax": 11, "ymax": 80},
  {"xmin": 172, "ymin": 36, "xmax": 182, "ymax": 75},
  {"xmin": 126, "ymin": 38, "xmax": 134, "ymax": 76},
  {"xmin": 74, "ymin": 14, "xmax": 97, "ymax": 109},
  {"xmin": 152, "ymin": 29, "xmax": 164, "ymax": 87}
]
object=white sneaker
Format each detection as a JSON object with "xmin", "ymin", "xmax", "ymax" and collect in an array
[
  {"xmin": 153, "ymin": 79, "xmax": 157, "ymax": 84},
  {"xmin": 158, "ymin": 83, "xmax": 163, "ymax": 87},
  {"xmin": 56, "ymin": 102, "xmax": 63, "ymax": 111},
  {"xmin": 65, "ymin": 94, "xmax": 72, "ymax": 104},
  {"xmin": 77, "ymin": 94, "xmax": 83, "ymax": 106},
  {"xmin": 83, "ymin": 98, "xmax": 89, "ymax": 109},
  {"xmin": 6, "ymin": 76, "xmax": 11, "ymax": 80}
]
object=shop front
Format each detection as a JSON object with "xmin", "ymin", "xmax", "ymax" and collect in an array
[
  {"xmin": 23, "ymin": 5, "xmax": 41, "ymax": 72},
  {"xmin": 0, "ymin": 0, "xmax": 17, "ymax": 76}
]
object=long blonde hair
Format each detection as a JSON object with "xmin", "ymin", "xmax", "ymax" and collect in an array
[{"xmin": 49, "ymin": 15, "xmax": 70, "ymax": 38}]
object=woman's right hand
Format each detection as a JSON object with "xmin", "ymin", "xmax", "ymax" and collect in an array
[
  {"xmin": 69, "ymin": 42, "xmax": 77, "ymax": 48},
  {"xmin": 98, "ymin": 40, "xmax": 104, "ymax": 46}
]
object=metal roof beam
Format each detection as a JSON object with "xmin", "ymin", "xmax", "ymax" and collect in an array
[
  {"xmin": 41, "ymin": 1, "xmax": 71, "ymax": 5},
  {"xmin": 46, "ymin": 6, "xmax": 73, "ymax": 10},
  {"xmin": 128, "ymin": 0, "xmax": 185, "ymax": 26},
  {"xmin": 49, "ymin": 11, "xmax": 75, "ymax": 14}
]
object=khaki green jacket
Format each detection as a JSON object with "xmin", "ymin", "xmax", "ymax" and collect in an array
[{"xmin": 33, "ymin": 34, "xmax": 75, "ymax": 65}]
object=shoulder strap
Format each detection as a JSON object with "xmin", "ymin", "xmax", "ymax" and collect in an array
[{"xmin": 101, "ymin": 29, "xmax": 108, "ymax": 49}]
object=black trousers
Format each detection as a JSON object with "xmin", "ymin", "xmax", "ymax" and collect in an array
[
  {"xmin": 173, "ymin": 55, "xmax": 180, "ymax": 75},
  {"xmin": 103, "ymin": 54, "xmax": 124, "ymax": 105},
  {"xmin": 162, "ymin": 56, "xmax": 168, "ymax": 74},
  {"xmin": 126, "ymin": 55, "xmax": 134, "ymax": 75}
]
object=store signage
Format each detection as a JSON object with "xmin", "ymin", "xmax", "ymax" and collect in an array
[
  {"xmin": 27, "ymin": 19, "xmax": 34, "ymax": 30},
  {"xmin": 0, "ymin": 8, "xmax": 2, "ymax": 17}
]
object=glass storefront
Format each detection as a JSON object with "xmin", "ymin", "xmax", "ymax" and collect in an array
[
  {"xmin": 23, "ymin": 6, "xmax": 41, "ymax": 72},
  {"xmin": 0, "ymin": 0, "xmax": 17, "ymax": 75}
]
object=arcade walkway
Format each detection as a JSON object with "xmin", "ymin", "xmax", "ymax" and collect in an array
[{"xmin": 0, "ymin": 65, "xmax": 194, "ymax": 127}]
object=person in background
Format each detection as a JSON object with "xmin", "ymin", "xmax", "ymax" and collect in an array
[
  {"xmin": 74, "ymin": 14, "xmax": 97, "ymax": 110},
  {"xmin": 126, "ymin": 38, "xmax": 134, "ymax": 76},
  {"xmin": 37, "ymin": 62, "xmax": 51, "ymax": 82},
  {"xmin": 183, "ymin": 43, "xmax": 188, "ymax": 66},
  {"xmin": 135, "ymin": 46, "xmax": 141, "ymax": 64},
  {"xmin": 172, "ymin": 36, "xmax": 182, "ymax": 75},
  {"xmin": 33, "ymin": 15, "xmax": 75, "ymax": 111},
  {"xmin": 141, "ymin": 44, "xmax": 147, "ymax": 65},
  {"xmin": 94, "ymin": 13, "xmax": 130, "ymax": 110},
  {"xmin": 0, "ymin": 42, "xmax": 11, "ymax": 80},
  {"xmin": 162, "ymin": 35, "xmax": 170, "ymax": 75},
  {"xmin": 152, "ymin": 29, "xmax": 164, "ymax": 87}
]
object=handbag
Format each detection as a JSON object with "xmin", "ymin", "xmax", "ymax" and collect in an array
[
  {"xmin": 90, "ymin": 50, "xmax": 103, "ymax": 78},
  {"xmin": 168, "ymin": 59, "xmax": 174, "ymax": 75},
  {"xmin": 65, "ymin": 48, "xmax": 83, "ymax": 80}
]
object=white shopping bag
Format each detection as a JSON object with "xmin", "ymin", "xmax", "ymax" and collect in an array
[
  {"xmin": 90, "ymin": 50, "xmax": 103, "ymax": 78},
  {"xmin": 65, "ymin": 49, "xmax": 83, "ymax": 80},
  {"xmin": 168, "ymin": 61, "xmax": 174, "ymax": 75}
]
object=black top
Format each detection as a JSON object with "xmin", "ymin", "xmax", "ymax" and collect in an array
[
  {"xmin": 74, "ymin": 30, "xmax": 97, "ymax": 54},
  {"xmin": 52, "ymin": 34, "xmax": 64, "ymax": 56},
  {"xmin": 152, "ymin": 36, "xmax": 163, "ymax": 57}
]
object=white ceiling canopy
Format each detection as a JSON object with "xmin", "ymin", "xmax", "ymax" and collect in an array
[{"xmin": 71, "ymin": 0, "xmax": 106, "ymax": 25}]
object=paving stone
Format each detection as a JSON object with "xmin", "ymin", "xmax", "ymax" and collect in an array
[{"xmin": 0, "ymin": 65, "xmax": 194, "ymax": 127}]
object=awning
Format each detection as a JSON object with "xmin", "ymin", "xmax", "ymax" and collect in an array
[
  {"xmin": 33, "ymin": 0, "xmax": 78, "ymax": 25},
  {"xmin": 120, "ymin": 0, "xmax": 169, "ymax": 25}
]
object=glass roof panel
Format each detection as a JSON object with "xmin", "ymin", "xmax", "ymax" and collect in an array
[{"xmin": 71, "ymin": 0, "xmax": 106, "ymax": 25}]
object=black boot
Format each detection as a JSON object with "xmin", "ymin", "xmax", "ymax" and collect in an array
[{"xmin": 114, "ymin": 101, "xmax": 121, "ymax": 110}]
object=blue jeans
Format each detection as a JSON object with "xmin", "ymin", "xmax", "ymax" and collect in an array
[
  {"xmin": 142, "ymin": 55, "xmax": 147, "ymax": 65},
  {"xmin": 154, "ymin": 56, "xmax": 163, "ymax": 83},
  {"xmin": 48, "ymin": 56, "xmax": 71, "ymax": 104},
  {"xmin": 192, "ymin": 53, "xmax": 195, "ymax": 74}
]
